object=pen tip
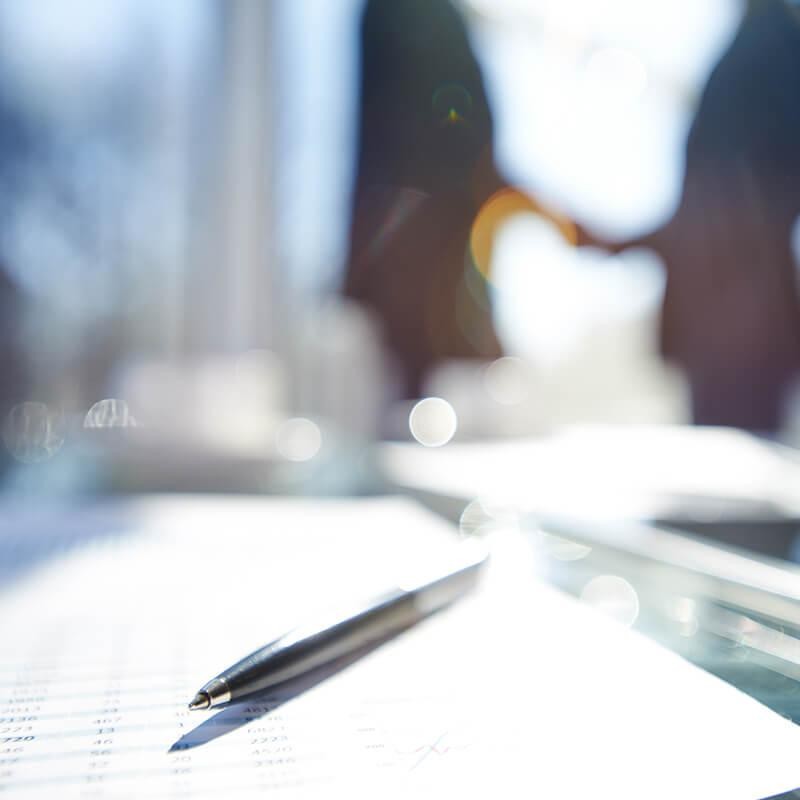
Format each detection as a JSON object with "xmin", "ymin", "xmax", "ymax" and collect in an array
[{"xmin": 188, "ymin": 692, "xmax": 210, "ymax": 711}]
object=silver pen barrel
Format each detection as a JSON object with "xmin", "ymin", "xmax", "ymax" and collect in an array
[{"xmin": 189, "ymin": 540, "xmax": 487, "ymax": 710}]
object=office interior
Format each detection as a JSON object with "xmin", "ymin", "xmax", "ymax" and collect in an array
[{"xmin": 4, "ymin": 0, "xmax": 800, "ymax": 797}]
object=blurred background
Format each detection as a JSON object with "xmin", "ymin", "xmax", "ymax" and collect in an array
[
  {"xmin": 1, "ymin": 0, "xmax": 799, "ymax": 506},
  {"xmin": 9, "ymin": 0, "xmax": 800, "ymax": 751}
]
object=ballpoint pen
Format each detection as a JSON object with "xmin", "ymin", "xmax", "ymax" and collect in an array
[{"xmin": 188, "ymin": 539, "xmax": 488, "ymax": 710}]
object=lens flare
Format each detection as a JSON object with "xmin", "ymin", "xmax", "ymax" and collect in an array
[
  {"xmin": 469, "ymin": 189, "xmax": 577, "ymax": 281},
  {"xmin": 432, "ymin": 83, "xmax": 473, "ymax": 126},
  {"xmin": 366, "ymin": 189, "xmax": 428, "ymax": 259}
]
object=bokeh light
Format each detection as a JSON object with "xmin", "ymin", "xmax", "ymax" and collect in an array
[
  {"xmin": 276, "ymin": 417, "xmax": 322, "ymax": 462},
  {"xmin": 483, "ymin": 356, "xmax": 531, "ymax": 405},
  {"xmin": 408, "ymin": 397, "xmax": 457, "ymax": 447},
  {"xmin": 3, "ymin": 401, "xmax": 65, "ymax": 463},
  {"xmin": 84, "ymin": 398, "xmax": 137, "ymax": 429},
  {"xmin": 539, "ymin": 532, "xmax": 592, "ymax": 562},
  {"xmin": 459, "ymin": 499, "xmax": 493, "ymax": 537},
  {"xmin": 580, "ymin": 575, "xmax": 639, "ymax": 627}
]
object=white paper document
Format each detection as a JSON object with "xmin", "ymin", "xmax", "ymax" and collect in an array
[{"xmin": 2, "ymin": 495, "xmax": 800, "ymax": 799}]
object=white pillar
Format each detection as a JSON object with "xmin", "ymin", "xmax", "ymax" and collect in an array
[{"xmin": 184, "ymin": 0, "xmax": 277, "ymax": 355}]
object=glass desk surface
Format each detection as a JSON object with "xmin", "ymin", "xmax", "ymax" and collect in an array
[
  {"xmin": 407, "ymin": 484, "xmax": 800, "ymax": 800},
  {"xmin": 515, "ymin": 516, "xmax": 800, "ymax": 800}
]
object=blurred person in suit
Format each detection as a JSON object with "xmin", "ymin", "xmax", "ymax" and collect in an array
[
  {"xmin": 343, "ymin": 0, "xmax": 574, "ymax": 400},
  {"xmin": 594, "ymin": 1, "xmax": 800, "ymax": 432}
]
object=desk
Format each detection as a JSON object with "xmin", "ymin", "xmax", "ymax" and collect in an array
[{"xmin": 3, "ymin": 427, "xmax": 800, "ymax": 797}]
